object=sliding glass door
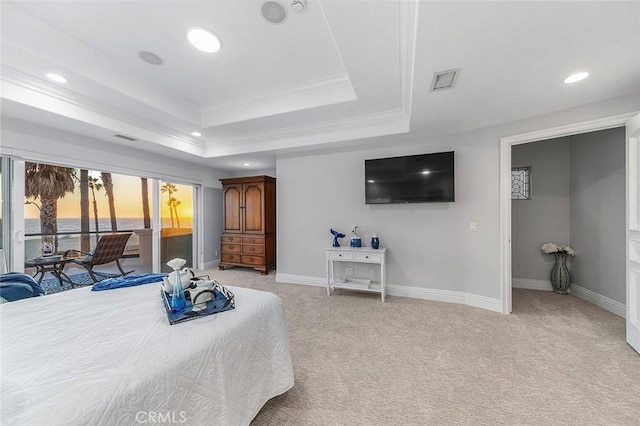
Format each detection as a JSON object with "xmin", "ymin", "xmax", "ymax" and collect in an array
[
  {"xmin": 0, "ymin": 157, "xmax": 10, "ymax": 272},
  {"xmin": 159, "ymin": 181, "xmax": 195, "ymax": 272}
]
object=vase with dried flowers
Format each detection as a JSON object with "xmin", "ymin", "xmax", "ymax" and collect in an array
[{"xmin": 541, "ymin": 243, "xmax": 576, "ymax": 294}]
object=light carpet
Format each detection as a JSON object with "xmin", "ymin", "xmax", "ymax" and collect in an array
[{"xmin": 201, "ymin": 268, "xmax": 639, "ymax": 425}]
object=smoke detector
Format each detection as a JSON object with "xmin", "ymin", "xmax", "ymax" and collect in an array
[
  {"xmin": 291, "ymin": 0, "xmax": 306, "ymax": 12},
  {"xmin": 430, "ymin": 68, "xmax": 461, "ymax": 92}
]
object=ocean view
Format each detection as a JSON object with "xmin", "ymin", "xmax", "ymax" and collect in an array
[
  {"xmin": 25, "ymin": 218, "xmax": 146, "ymax": 234},
  {"xmin": 24, "ymin": 217, "xmax": 192, "ymax": 259},
  {"xmin": 25, "ymin": 217, "xmax": 192, "ymax": 234}
]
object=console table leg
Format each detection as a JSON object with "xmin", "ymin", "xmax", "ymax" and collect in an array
[{"xmin": 326, "ymin": 260, "xmax": 332, "ymax": 296}]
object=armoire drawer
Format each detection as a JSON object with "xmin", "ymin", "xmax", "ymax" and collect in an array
[
  {"xmin": 221, "ymin": 243, "xmax": 241, "ymax": 253},
  {"xmin": 242, "ymin": 236, "xmax": 265, "ymax": 245},
  {"xmin": 221, "ymin": 253, "xmax": 241, "ymax": 263},
  {"xmin": 242, "ymin": 255, "xmax": 264, "ymax": 266},
  {"xmin": 242, "ymin": 244, "xmax": 265, "ymax": 255},
  {"xmin": 221, "ymin": 235, "xmax": 240, "ymax": 243}
]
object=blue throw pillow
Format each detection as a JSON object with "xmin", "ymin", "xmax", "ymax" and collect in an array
[{"xmin": 0, "ymin": 273, "xmax": 46, "ymax": 302}]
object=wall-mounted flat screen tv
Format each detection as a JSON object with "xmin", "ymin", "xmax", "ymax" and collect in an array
[{"xmin": 365, "ymin": 151, "xmax": 455, "ymax": 204}]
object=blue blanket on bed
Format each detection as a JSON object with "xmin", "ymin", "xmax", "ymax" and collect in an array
[
  {"xmin": 1, "ymin": 273, "xmax": 46, "ymax": 302},
  {"xmin": 91, "ymin": 273, "xmax": 168, "ymax": 291}
]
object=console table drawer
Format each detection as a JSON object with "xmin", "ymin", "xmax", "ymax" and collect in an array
[
  {"xmin": 328, "ymin": 251, "xmax": 353, "ymax": 260},
  {"xmin": 221, "ymin": 253, "xmax": 241, "ymax": 263},
  {"xmin": 242, "ymin": 244, "xmax": 265, "ymax": 255},
  {"xmin": 221, "ymin": 243, "xmax": 241, "ymax": 253},
  {"xmin": 242, "ymin": 236, "xmax": 264, "ymax": 245},
  {"xmin": 242, "ymin": 255, "xmax": 264, "ymax": 266},
  {"xmin": 221, "ymin": 235, "xmax": 240, "ymax": 243},
  {"xmin": 355, "ymin": 253, "xmax": 381, "ymax": 262}
]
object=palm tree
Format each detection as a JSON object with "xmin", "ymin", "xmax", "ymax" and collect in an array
[
  {"xmin": 101, "ymin": 172, "xmax": 117, "ymax": 231},
  {"xmin": 168, "ymin": 197, "xmax": 181, "ymax": 228},
  {"xmin": 161, "ymin": 183, "xmax": 177, "ymax": 227},
  {"xmin": 141, "ymin": 178, "xmax": 151, "ymax": 229},
  {"xmin": 25, "ymin": 163, "xmax": 76, "ymax": 252},
  {"xmin": 80, "ymin": 170, "xmax": 90, "ymax": 251},
  {"xmin": 88, "ymin": 176, "xmax": 103, "ymax": 240}
]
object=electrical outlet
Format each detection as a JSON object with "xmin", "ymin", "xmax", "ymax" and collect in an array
[
  {"xmin": 469, "ymin": 222, "xmax": 477, "ymax": 232},
  {"xmin": 370, "ymin": 269, "xmax": 376, "ymax": 277},
  {"xmin": 346, "ymin": 267, "xmax": 354, "ymax": 275}
]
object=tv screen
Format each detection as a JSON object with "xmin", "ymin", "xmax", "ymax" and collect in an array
[{"xmin": 365, "ymin": 151, "xmax": 455, "ymax": 204}]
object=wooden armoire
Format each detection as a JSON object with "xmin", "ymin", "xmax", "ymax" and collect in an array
[{"xmin": 219, "ymin": 175, "xmax": 276, "ymax": 275}]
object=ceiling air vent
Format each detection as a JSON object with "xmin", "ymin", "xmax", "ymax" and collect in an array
[
  {"xmin": 430, "ymin": 68, "xmax": 461, "ymax": 92},
  {"xmin": 113, "ymin": 134, "xmax": 136, "ymax": 142}
]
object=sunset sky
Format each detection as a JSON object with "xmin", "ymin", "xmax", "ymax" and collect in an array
[{"xmin": 24, "ymin": 171, "xmax": 193, "ymax": 222}]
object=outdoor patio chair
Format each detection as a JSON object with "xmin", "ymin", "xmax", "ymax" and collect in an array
[{"xmin": 64, "ymin": 233, "xmax": 134, "ymax": 284}]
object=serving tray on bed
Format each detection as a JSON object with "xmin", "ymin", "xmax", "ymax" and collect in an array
[{"xmin": 161, "ymin": 280, "xmax": 235, "ymax": 325}]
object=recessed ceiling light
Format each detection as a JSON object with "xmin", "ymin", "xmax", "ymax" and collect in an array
[
  {"xmin": 139, "ymin": 51, "xmax": 164, "ymax": 65},
  {"xmin": 421, "ymin": 170, "xmax": 430, "ymax": 175},
  {"xmin": 564, "ymin": 72, "xmax": 589, "ymax": 84},
  {"xmin": 191, "ymin": 131, "xmax": 202, "ymax": 137},
  {"xmin": 367, "ymin": 180, "xmax": 375, "ymax": 183},
  {"xmin": 45, "ymin": 73, "xmax": 67, "ymax": 83},
  {"xmin": 242, "ymin": 162, "xmax": 251, "ymax": 167},
  {"xmin": 187, "ymin": 28, "xmax": 221, "ymax": 53}
]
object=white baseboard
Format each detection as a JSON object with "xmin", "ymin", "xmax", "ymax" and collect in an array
[
  {"xmin": 275, "ymin": 273, "xmax": 502, "ymax": 313},
  {"xmin": 512, "ymin": 278, "xmax": 553, "ymax": 291},
  {"xmin": 276, "ymin": 273, "xmax": 326, "ymax": 287},
  {"xmin": 570, "ymin": 283, "xmax": 626, "ymax": 319},
  {"xmin": 200, "ymin": 260, "xmax": 220, "ymax": 270}
]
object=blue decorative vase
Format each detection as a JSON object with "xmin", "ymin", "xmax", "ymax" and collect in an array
[
  {"xmin": 371, "ymin": 235, "xmax": 379, "ymax": 249},
  {"xmin": 170, "ymin": 269, "xmax": 186, "ymax": 313},
  {"xmin": 551, "ymin": 254, "xmax": 570, "ymax": 295}
]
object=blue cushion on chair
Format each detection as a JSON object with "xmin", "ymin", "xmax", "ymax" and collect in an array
[{"xmin": 0, "ymin": 273, "xmax": 46, "ymax": 302}]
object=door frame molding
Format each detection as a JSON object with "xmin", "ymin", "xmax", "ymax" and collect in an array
[
  {"xmin": 499, "ymin": 112, "xmax": 638, "ymax": 314},
  {"xmin": 625, "ymin": 113, "xmax": 640, "ymax": 352}
]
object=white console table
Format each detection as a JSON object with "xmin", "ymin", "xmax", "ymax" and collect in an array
[{"xmin": 325, "ymin": 246, "xmax": 387, "ymax": 302}]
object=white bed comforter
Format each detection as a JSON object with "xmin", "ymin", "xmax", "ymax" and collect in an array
[{"xmin": 0, "ymin": 283, "xmax": 294, "ymax": 425}]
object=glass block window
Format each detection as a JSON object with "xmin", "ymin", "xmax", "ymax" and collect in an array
[{"xmin": 511, "ymin": 167, "xmax": 531, "ymax": 200}]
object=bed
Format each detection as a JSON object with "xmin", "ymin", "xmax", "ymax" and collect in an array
[{"xmin": 0, "ymin": 282, "xmax": 294, "ymax": 425}]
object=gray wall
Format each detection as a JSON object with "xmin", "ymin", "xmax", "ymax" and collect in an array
[
  {"xmin": 203, "ymin": 187, "xmax": 223, "ymax": 264},
  {"xmin": 570, "ymin": 127, "xmax": 626, "ymax": 303},
  {"xmin": 278, "ymin": 136, "xmax": 501, "ymax": 298},
  {"xmin": 512, "ymin": 138, "xmax": 571, "ymax": 281},
  {"xmin": 275, "ymin": 92, "xmax": 640, "ymax": 301}
]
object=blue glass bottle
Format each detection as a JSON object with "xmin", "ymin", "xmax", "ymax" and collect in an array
[{"xmin": 371, "ymin": 234, "xmax": 379, "ymax": 249}]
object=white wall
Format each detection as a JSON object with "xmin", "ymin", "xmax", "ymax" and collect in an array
[
  {"xmin": 570, "ymin": 127, "xmax": 626, "ymax": 303},
  {"xmin": 512, "ymin": 138, "xmax": 571, "ymax": 281},
  {"xmin": 276, "ymin": 92, "xmax": 640, "ymax": 303}
]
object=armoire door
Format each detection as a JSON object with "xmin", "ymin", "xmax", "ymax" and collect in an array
[
  {"xmin": 243, "ymin": 182, "xmax": 264, "ymax": 234},
  {"xmin": 223, "ymin": 184, "xmax": 242, "ymax": 233}
]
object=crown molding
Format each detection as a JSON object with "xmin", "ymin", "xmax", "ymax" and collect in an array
[
  {"xmin": 1, "ymin": 75, "xmax": 205, "ymax": 156},
  {"xmin": 204, "ymin": 108, "xmax": 409, "ymax": 157},
  {"xmin": 201, "ymin": 73, "xmax": 356, "ymax": 127}
]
